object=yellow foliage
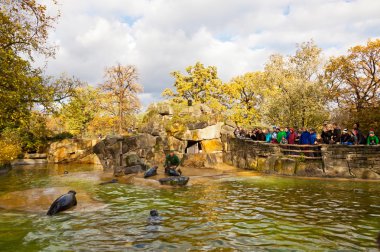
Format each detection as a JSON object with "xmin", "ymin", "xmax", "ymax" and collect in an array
[{"xmin": 0, "ymin": 129, "xmax": 22, "ymax": 164}]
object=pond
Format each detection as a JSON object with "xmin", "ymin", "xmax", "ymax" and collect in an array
[{"xmin": 0, "ymin": 164, "xmax": 379, "ymax": 251}]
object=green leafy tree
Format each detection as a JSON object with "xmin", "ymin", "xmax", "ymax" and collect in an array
[
  {"xmin": 60, "ymin": 86, "xmax": 100, "ymax": 136},
  {"xmin": 162, "ymin": 62, "xmax": 224, "ymax": 111},
  {"xmin": 263, "ymin": 41, "xmax": 329, "ymax": 128},
  {"xmin": 0, "ymin": 0, "xmax": 59, "ymax": 59},
  {"xmin": 224, "ymin": 72, "xmax": 265, "ymax": 126}
]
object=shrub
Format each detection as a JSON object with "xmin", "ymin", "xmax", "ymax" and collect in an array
[{"xmin": 0, "ymin": 128, "xmax": 22, "ymax": 164}]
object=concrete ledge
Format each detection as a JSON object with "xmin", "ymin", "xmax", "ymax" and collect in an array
[{"xmin": 11, "ymin": 159, "xmax": 48, "ymax": 166}]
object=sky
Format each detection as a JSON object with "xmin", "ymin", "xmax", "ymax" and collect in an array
[{"xmin": 38, "ymin": 0, "xmax": 380, "ymax": 107}]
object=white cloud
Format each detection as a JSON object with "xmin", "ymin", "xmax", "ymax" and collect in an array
[{"xmin": 36, "ymin": 0, "xmax": 380, "ymax": 104}]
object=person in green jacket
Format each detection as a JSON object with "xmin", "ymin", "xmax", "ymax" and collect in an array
[
  {"xmin": 277, "ymin": 128, "xmax": 287, "ymax": 144},
  {"xmin": 164, "ymin": 150, "xmax": 181, "ymax": 175},
  {"xmin": 367, "ymin": 130, "xmax": 379, "ymax": 145}
]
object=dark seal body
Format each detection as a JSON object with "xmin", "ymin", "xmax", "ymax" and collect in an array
[
  {"xmin": 144, "ymin": 166, "xmax": 158, "ymax": 178},
  {"xmin": 159, "ymin": 176, "xmax": 189, "ymax": 186},
  {"xmin": 99, "ymin": 179, "xmax": 118, "ymax": 185},
  {"xmin": 167, "ymin": 168, "xmax": 181, "ymax": 176},
  {"xmin": 47, "ymin": 190, "xmax": 77, "ymax": 216}
]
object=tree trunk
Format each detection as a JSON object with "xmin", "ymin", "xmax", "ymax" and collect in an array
[{"xmin": 119, "ymin": 97, "xmax": 123, "ymax": 135}]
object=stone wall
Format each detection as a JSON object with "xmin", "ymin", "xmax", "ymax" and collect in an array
[
  {"xmin": 223, "ymin": 137, "xmax": 380, "ymax": 179},
  {"xmin": 322, "ymin": 145, "xmax": 380, "ymax": 179},
  {"xmin": 47, "ymin": 139, "xmax": 101, "ymax": 164}
]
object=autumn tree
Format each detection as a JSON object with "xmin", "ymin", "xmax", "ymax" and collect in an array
[
  {"xmin": 100, "ymin": 64, "xmax": 143, "ymax": 135},
  {"xmin": 224, "ymin": 72, "xmax": 265, "ymax": 126},
  {"xmin": 325, "ymin": 39, "xmax": 380, "ymax": 112},
  {"xmin": 0, "ymin": 0, "xmax": 59, "ymax": 58},
  {"xmin": 263, "ymin": 41, "xmax": 329, "ymax": 128},
  {"xmin": 162, "ymin": 62, "xmax": 224, "ymax": 110},
  {"xmin": 60, "ymin": 86, "xmax": 100, "ymax": 136}
]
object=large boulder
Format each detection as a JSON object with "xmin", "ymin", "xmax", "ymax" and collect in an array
[
  {"xmin": 157, "ymin": 103, "xmax": 174, "ymax": 116},
  {"xmin": 181, "ymin": 122, "xmax": 223, "ymax": 141},
  {"xmin": 48, "ymin": 139, "xmax": 97, "ymax": 163},
  {"xmin": 166, "ymin": 136, "xmax": 187, "ymax": 153},
  {"xmin": 201, "ymin": 139, "xmax": 223, "ymax": 153}
]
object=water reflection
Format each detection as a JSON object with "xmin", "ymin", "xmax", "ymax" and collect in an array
[{"xmin": 0, "ymin": 165, "xmax": 379, "ymax": 251}]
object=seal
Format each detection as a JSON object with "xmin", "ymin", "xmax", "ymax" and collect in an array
[
  {"xmin": 159, "ymin": 176, "xmax": 189, "ymax": 186},
  {"xmin": 167, "ymin": 168, "xmax": 181, "ymax": 176},
  {"xmin": 99, "ymin": 179, "xmax": 118, "ymax": 185},
  {"xmin": 47, "ymin": 190, "xmax": 77, "ymax": 216},
  {"xmin": 148, "ymin": 209, "xmax": 162, "ymax": 224},
  {"xmin": 144, "ymin": 166, "xmax": 158, "ymax": 178}
]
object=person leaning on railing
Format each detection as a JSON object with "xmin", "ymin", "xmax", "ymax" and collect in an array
[{"xmin": 367, "ymin": 130, "xmax": 379, "ymax": 145}]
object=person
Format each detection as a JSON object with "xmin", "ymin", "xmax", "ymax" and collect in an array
[
  {"xmin": 271, "ymin": 127, "xmax": 278, "ymax": 144},
  {"xmin": 250, "ymin": 129, "xmax": 257, "ymax": 140},
  {"xmin": 332, "ymin": 123, "xmax": 341, "ymax": 143},
  {"xmin": 309, "ymin": 128, "xmax": 317, "ymax": 145},
  {"xmin": 280, "ymin": 136, "xmax": 288, "ymax": 144},
  {"xmin": 299, "ymin": 128, "xmax": 311, "ymax": 145},
  {"xmin": 285, "ymin": 127, "xmax": 290, "ymax": 140},
  {"xmin": 256, "ymin": 129, "xmax": 266, "ymax": 141},
  {"xmin": 265, "ymin": 129, "xmax": 272, "ymax": 143},
  {"xmin": 164, "ymin": 150, "xmax": 181, "ymax": 175},
  {"xmin": 340, "ymin": 129, "xmax": 353, "ymax": 145},
  {"xmin": 321, "ymin": 124, "xmax": 333, "ymax": 144},
  {"xmin": 277, "ymin": 128, "xmax": 287, "ymax": 144},
  {"xmin": 353, "ymin": 122, "xmax": 366, "ymax": 144},
  {"xmin": 287, "ymin": 128, "xmax": 297, "ymax": 144},
  {"xmin": 367, "ymin": 130, "xmax": 379, "ymax": 145},
  {"xmin": 234, "ymin": 127, "xmax": 241, "ymax": 138}
]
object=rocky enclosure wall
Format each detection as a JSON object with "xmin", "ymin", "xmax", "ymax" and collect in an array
[{"xmin": 223, "ymin": 137, "xmax": 380, "ymax": 179}]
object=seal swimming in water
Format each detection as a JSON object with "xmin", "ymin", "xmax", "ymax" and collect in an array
[
  {"xmin": 144, "ymin": 166, "xmax": 158, "ymax": 178},
  {"xmin": 47, "ymin": 190, "xmax": 77, "ymax": 216},
  {"xmin": 148, "ymin": 209, "xmax": 162, "ymax": 225},
  {"xmin": 99, "ymin": 179, "xmax": 118, "ymax": 185}
]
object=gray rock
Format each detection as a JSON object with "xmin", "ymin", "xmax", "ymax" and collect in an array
[
  {"xmin": 157, "ymin": 103, "xmax": 173, "ymax": 116},
  {"xmin": 123, "ymin": 165, "xmax": 145, "ymax": 175}
]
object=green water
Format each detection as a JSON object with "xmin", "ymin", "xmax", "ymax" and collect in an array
[{"xmin": 0, "ymin": 165, "xmax": 380, "ymax": 251}]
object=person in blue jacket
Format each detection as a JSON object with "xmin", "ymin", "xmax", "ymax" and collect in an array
[
  {"xmin": 309, "ymin": 128, "xmax": 317, "ymax": 145},
  {"xmin": 299, "ymin": 128, "xmax": 311, "ymax": 145}
]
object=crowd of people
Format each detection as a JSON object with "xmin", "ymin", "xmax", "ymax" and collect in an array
[{"xmin": 233, "ymin": 122, "xmax": 379, "ymax": 145}]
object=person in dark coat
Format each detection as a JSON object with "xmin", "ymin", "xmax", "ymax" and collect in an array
[
  {"xmin": 321, "ymin": 124, "xmax": 333, "ymax": 144},
  {"xmin": 332, "ymin": 123, "xmax": 341, "ymax": 143},
  {"xmin": 353, "ymin": 122, "xmax": 366, "ymax": 144},
  {"xmin": 256, "ymin": 129, "xmax": 266, "ymax": 141},
  {"xmin": 340, "ymin": 129, "xmax": 353, "ymax": 145}
]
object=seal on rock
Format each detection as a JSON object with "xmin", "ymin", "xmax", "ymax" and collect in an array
[
  {"xmin": 144, "ymin": 166, "xmax": 158, "ymax": 178},
  {"xmin": 47, "ymin": 190, "xmax": 77, "ymax": 216}
]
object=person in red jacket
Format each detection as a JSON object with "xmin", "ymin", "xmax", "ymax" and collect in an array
[{"xmin": 287, "ymin": 128, "xmax": 297, "ymax": 144}]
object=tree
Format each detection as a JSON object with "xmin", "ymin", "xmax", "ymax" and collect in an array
[
  {"xmin": 0, "ymin": 47, "xmax": 42, "ymax": 129},
  {"xmin": 162, "ymin": 62, "xmax": 223, "ymax": 109},
  {"xmin": 263, "ymin": 41, "xmax": 329, "ymax": 128},
  {"xmin": 0, "ymin": 0, "xmax": 59, "ymax": 59},
  {"xmin": 60, "ymin": 86, "xmax": 100, "ymax": 136},
  {"xmin": 324, "ymin": 39, "xmax": 380, "ymax": 112},
  {"xmin": 224, "ymin": 72, "xmax": 265, "ymax": 126},
  {"xmin": 100, "ymin": 64, "xmax": 143, "ymax": 135}
]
